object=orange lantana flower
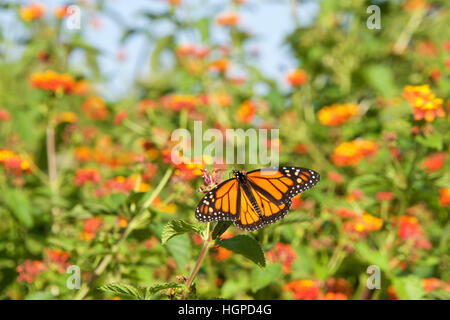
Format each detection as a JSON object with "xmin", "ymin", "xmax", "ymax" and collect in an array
[
  {"xmin": 216, "ymin": 12, "xmax": 240, "ymax": 26},
  {"xmin": 285, "ymin": 69, "xmax": 308, "ymax": 86},
  {"xmin": 318, "ymin": 104, "xmax": 358, "ymax": 126},
  {"xmin": 331, "ymin": 139, "xmax": 377, "ymax": 166},
  {"xmin": 284, "ymin": 280, "xmax": 321, "ymax": 300},
  {"xmin": 30, "ymin": 70, "xmax": 76, "ymax": 94},
  {"xmin": 403, "ymin": 85, "xmax": 445, "ymax": 122},
  {"xmin": 20, "ymin": 3, "xmax": 45, "ymax": 21},
  {"xmin": 237, "ymin": 100, "xmax": 256, "ymax": 123}
]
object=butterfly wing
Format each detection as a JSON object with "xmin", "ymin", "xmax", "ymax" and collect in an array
[
  {"xmin": 246, "ymin": 167, "xmax": 320, "ymax": 205},
  {"xmin": 233, "ymin": 167, "xmax": 320, "ymax": 231},
  {"xmin": 233, "ymin": 185, "xmax": 292, "ymax": 231},
  {"xmin": 195, "ymin": 178, "xmax": 241, "ymax": 222},
  {"xmin": 196, "ymin": 167, "xmax": 320, "ymax": 231}
]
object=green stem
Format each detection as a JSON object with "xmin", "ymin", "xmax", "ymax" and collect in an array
[
  {"xmin": 184, "ymin": 223, "xmax": 211, "ymax": 299},
  {"xmin": 74, "ymin": 167, "xmax": 173, "ymax": 300}
]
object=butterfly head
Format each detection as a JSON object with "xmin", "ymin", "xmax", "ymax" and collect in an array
[{"xmin": 233, "ymin": 169, "xmax": 247, "ymax": 182}]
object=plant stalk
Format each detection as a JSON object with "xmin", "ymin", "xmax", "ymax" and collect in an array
[{"xmin": 184, "ymin": 223, "xmax": 211, "ymax": 299}]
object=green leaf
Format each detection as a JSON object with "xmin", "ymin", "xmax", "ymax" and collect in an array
[
  {"xmin": 165, "ymin": 234, "xmax": 192, "ymax": 270},
  {"xmin": 99, "ymin": 283, "xmax": 146, "ymax": 300},
  {"xmin": 391, "ymin": 276, "xmax": 425, "ymax": 300},
  {"xmin": 4, "ymin": 188, "xmax": 33, "ymax": 227},
  {"xmin": 347, "ymin": 174, "xmax": 384, "ymax": 193},
  {"xmin": 424, "ymin": 290, "xmax": 450, "ymax": 300},
  {"xmin": 212, "ymin": 221, "xmax": 233, "ymax": 240},
  {"xmin": 108, "ymin": 193, "xmax": 128, "ymax": 209},
  {"xmin": 415, "ymin": 133, "xmax": 443, "ymax": 150},
  {"xmin": 148, "ymin": 282, "xmax": 182, "ymax": 295},
  {"xmin": 195, "ymin": 17, "xmax": 210, "ymax": 42},
  {"xmin": 355, "ymin": 242, "xmax": 389, "ymax": 271},
  {"xmin": 364, "ymin": 64, "xmax": 397, "ymax": 97},
  {"xmin": 216, "ymin": 235, "xmax": 266, "ymax": 267},
  {"xmin": 161, "ymin": 220, "xmax": 202, "ymax": 244},
  {"xmin": 250, "ymin": 263, "xmax": 282, "ymax": 292}
]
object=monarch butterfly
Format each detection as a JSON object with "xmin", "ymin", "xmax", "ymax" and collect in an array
[{"xmin": 195, "ymin": 167, "xmax": 320, "ymax": 231}]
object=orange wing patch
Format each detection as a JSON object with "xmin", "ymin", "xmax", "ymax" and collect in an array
[
  {"xmin": 195, "ymin": 179, "xmax": 240, "ymax": 222},
  {"xmin": 246, "ymin": 167, "xmax": 320, "ymax": 206},
  {"xmin": 234, "ymin": 187, "xmax": 263, "ymax": 230},
  {"xmin": 247, "ymin": 171, "xmax": 294, "ymax": 202},
  {"xmin": 234, "ymin": 186, "xmax": 291, "ymax": 231}
]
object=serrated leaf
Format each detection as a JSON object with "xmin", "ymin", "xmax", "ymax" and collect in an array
[
  {"xmin": 99, "ymin": 283, "xmax": 145, "ymax": 300},
  {"xmin": 250, "ymin": 263, "xmax": 282, "ymax": 292},
  {"xmin": 216, "ymin": 235, "xmax": 266, "ymax": 267},
  {"xmin": 165, "ymin": 234, "xmax": 192, "ymax": 270},
  {"xmin": 212, "ymin": 221, "xmax": 233, "ymax": 240},
  {"xmin": 161, "ymin": 220, "xmax": 202, "ymax": 244},
  {"xmin": 149, "ymin": 282, "xmax": 181, "ymax": 295}
]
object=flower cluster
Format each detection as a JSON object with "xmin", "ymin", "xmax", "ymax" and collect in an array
[
  {"xmin": 16, "ymin": 248, "xmax": 69, "ymax": 283},
  {"xmin": 74, "ymin": 168, "xmax": 102, "ymax": 186},
  {"xmin": 395, "ymin": 216, "xmax": 431, "ymax": 250},
  {"xmin": 161, "ymin": 94, "xmax": 200, "ymax": 111},
  {"xmin": 266, "ymin": 243, "xmax": 297, "ymax": 274},
  {"xmin": 45, "ymin": 249, "xmax": 71, "ymax": 273},
  {"xmin": 440, "ymin": 188, "xmax": 450, "ymax": 207},
  {"xmin": 331, "ymin": 139, "xmax": 378, "ymax": 166},
  {"xmin": 79, "ymin": 217, "xmax": 103, "ymax": 241},
  {"xmin": 284, "ymin": 280, "xmax": 321, "ymax": 300},
  {"xmin": 199, "ymin": 93, "xmax": 233, "ymax": 108},
  {"xmin": 94, "ymin": 175, "xmax": 149, "ymax": 197},
  {"xmin": 0, "ymin": 149, "xmax": 31, "ymax": 176},
  {"xmin": 29, "ymin": 70, "xmax": 82, "ymax": 94},
  {"xmin": 317, "ymin": 104, "xmax": 358, "ymax": 126},
  {"xmin": 20, "ymin": 3, "xmax": 45, "ymax": 21},
  {"xmin": 82, "ymin": 96, "xmax": 109, "ymax": 120},
  {"xmin": 237, "ymin": 100, "xmax": 257, "ymax": 123},
  {"xmin": 284, "ymin": 278, "xmax": 351, "ymax": 300},
  {"xmin": 420, "ymin": 152, "xmax": 446, "ymax": 173},
  {"xmin": 176, "ymin": 43, "xmax": 210, "ymax": 59},
  {"xmin": 16, "ymin": 260, "xmax": 47, "ymax": 283},
  {"xmin": 342, "ymin": 212, "xmax": 383, "ymax": 236},
  {"xmin": 216, "ymin": 12, "xmax": 240, "ymax": 26},
  {"xmin": 212, "ymin": 232, "xmax": 234, "ymax": 261},
  {"xmin": 402, "ymin": 85, "xmax": 445, "ymax": 122},
  {"xmin": 285, "ymin": 69, "xmax": 308, "ymax": 86}
]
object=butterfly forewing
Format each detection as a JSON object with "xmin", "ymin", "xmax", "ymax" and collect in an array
[
  {"xmin": 246, "ymin": 167, "xmax": 320, "ymax": 205},
  {"xmin": 195, "ymin": 178, "xmax": 240, "ymax": 222}
]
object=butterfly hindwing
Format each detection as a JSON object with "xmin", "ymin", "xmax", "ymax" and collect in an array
[{"xmin": 233, "ymin": 186, "xmax": 292, "ymax": 231}]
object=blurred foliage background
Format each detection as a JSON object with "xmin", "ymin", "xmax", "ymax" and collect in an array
[{"xmin": 0, "ymin": 0, "xmax": 449, "ymax": 300}]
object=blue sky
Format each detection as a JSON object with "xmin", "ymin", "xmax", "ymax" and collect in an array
[{"xmin": 2, "ymin": 0, "xmax": 320, "ymax": 99}]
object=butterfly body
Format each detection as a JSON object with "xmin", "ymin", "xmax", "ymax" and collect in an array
[
  {"xmin": 196, "ymin": 167, "xmax": 320, "ymax": 231},
  {"xmin": 233, "ymin": 170, "xmax": 263, "ymax": 217}
]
